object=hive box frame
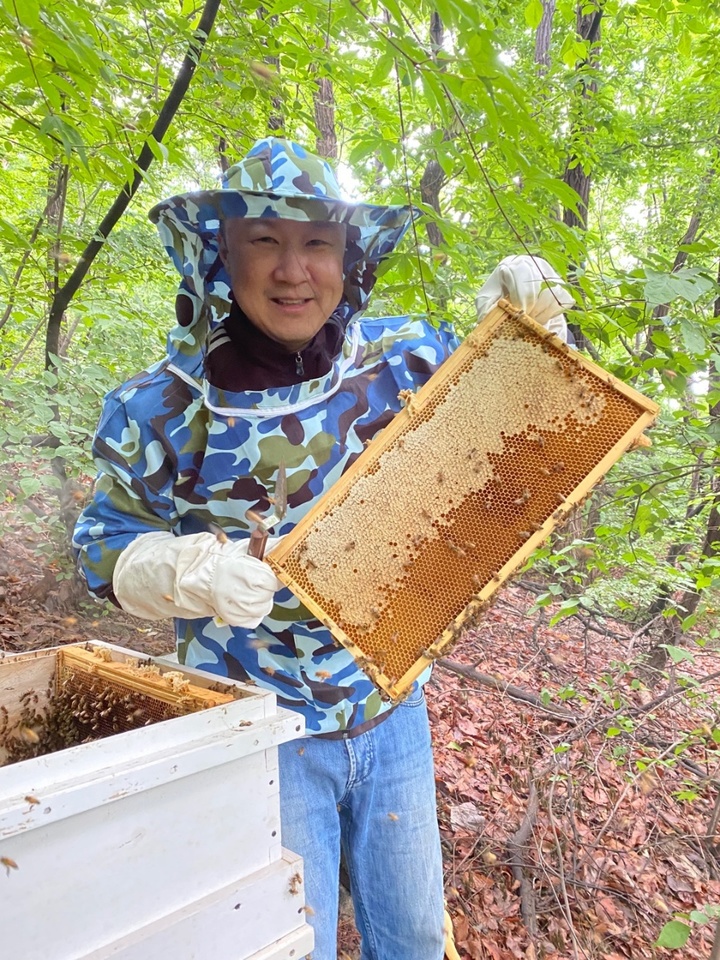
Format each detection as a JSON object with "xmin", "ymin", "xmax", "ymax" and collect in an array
[
  {"xmin": 268, "ymin": 300, "xmax": 659, "ymax": 702},
  {"xmin": 0, "ymin": 641, "xmax": 312, "ymax": 960}
]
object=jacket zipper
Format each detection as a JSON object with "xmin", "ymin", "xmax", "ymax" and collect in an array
[{"xmin": 295, "ymin": 352, "xmax": 304, "ymax": 377}]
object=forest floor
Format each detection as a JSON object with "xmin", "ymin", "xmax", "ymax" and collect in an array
[{"xmin": 2, "ymin": 512, "xmax": 720, "ymax": 959}]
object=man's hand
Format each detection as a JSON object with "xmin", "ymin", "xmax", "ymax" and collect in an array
[
  {"xmin": 113, "ymin": 531, "xmax": 284, "ymax": 628},
  {"xmin": 475, "ymin": 255, "xmax": 574, "ymax": 341}
]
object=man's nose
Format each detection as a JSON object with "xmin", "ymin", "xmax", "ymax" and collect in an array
[{"xmin": 272, "ymin": 244, "xmax": 309, "ymax": 285}]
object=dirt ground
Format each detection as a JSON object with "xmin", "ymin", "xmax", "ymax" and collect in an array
[{"xmin": 3, "ymin": 513, "xmax": 720, "ymax": 958}]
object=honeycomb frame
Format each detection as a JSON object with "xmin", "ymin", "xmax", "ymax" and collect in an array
[{"xmin": 267, "ymin": 300, "xmax": 660, "ymax": 702}]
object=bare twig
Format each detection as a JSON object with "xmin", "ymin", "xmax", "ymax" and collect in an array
[
  {"xmin": 507, "ymin": 782, "xmax": 539, "ymax": 938},
  {"xmin": 711, "ymin": 916, "xmax": 720, "ymax": 960},
  {"xmin": 437, "ymin": 658, "xmax": 579, "ymax": 723}
]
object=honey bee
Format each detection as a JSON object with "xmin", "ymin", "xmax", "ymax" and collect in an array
[
  {"xmin": 249, "ymin": 60, "xmax": 277, "ymax": 82},
  {"xmin": 315, "ymin": 670, "xmax": 332, "ymax": 680},
  {"xmin": 1, "ymin": 856, "xmax": 18, "ymax": 876},
  {"xmin": 398, "ymin": 388, "xmax": 416, "ymax": 413},
  {"xmin": 447, "ymin": 541, "xmax": 467, "ymax": 558},
  {"xmin": 18, "ymin": 726, "xmax": 40, "ymax": 745},
  {"xmin": 387, "ymin": 812, "xmax": 399, "ymax": 821},
  {"xmin": 25, "ymin": 795, "xmax": 40, "ymax": 806},
  {"xmin": 288, "ymin": 872, "xmax": 303, "ymax": 895}
]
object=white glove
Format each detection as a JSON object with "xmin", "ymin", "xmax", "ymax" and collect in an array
[
  {"xmin": 113, "ymin": 531, "xmax": 284, "ymax": 628},
  {"xmin": 475, "ymin": 255, "xmax": 574, "ymax": 342}
]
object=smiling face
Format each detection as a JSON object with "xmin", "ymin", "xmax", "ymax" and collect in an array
[{"xmin": 218, "ymin": 217, "xmax": 346, "ymax": 352}]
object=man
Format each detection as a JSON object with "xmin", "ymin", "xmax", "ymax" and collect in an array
[{"xmin": 73, "ymin": 137, "xmax": 570, "ymax": 960}]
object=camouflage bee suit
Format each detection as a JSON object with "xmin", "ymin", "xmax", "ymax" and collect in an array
[{"xmin": 73, "ymin": 139, "xmax": 457, "ymax": 737}]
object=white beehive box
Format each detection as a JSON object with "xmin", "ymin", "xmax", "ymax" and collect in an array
[{"xmin": 0, "ymin": 641, "xmax": 313, "ymax": 960}]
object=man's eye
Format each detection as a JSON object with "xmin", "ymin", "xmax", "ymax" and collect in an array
[
  {"xmin": 307, "ymin": 238, "xmax": 331, "ymax": 247},
  {"xmin": 253, "ymin": 235, "xmax": 277, "ymax": 244}
]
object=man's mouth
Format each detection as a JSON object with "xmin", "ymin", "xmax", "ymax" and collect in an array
[{"xmin": 272, "ymin": 297, "xmax": 312, "ymax": 305}]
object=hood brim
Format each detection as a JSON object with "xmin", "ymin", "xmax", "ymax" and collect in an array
[{"xmin": 149, "ymin": 188, "xmax": 420, "ymax": 377}]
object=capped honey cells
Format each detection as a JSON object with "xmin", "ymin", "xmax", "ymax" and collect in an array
[{"xmin": 268, "ymin": 301, "xmax": 659, "ymax": 701}]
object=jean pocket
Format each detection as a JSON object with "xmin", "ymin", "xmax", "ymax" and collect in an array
[{"xmin": 399, "ymin": 684, "xmax": 426, "ymax": 708}]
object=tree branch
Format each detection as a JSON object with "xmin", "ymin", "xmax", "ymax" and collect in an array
[
  {"xmin": 507, "ymin": 783, "xmax": 539, "ymax": 938},
  {"xmin": 437, "ymin": 658, "xmax": 578, "ymax": 722},
  {"xmin": 43, "ymin": 0, "xmax": 222, "ymax": 368}
]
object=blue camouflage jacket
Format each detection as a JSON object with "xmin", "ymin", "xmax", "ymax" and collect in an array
[{"xmin": 73, "ymin": 138, "xmax": 457, "ymax": 735}]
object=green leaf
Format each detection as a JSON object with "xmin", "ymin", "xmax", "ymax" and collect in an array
[
  {"xmin": 655, "ymin": 920, "xmax": 691, "ymax": 949},
  {"xmin": 549, "ymin": 598, "xmax": 579, "ymax": 626},
  {"xmin": 19, "ymin": 477, "xmax": 42, "ymax": 497},
  {"xmin": 524, "ymin": 0, "xmax": 544, "ymax": 28},
  {"xmin": 662, "ymin": 645, "xmax": 695, "ymax": 665},
  {"xmin": 678, "ymin": 319, "xmax": 706, "ymax": 356},
  {"xmin": 146, "ymin": 136, "xmax": 169, "ymax": 163}
]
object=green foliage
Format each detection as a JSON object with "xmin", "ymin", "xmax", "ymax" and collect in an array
[
  {"xmin": 656, "ymin": 919, "xmax": 692, "ymax": 949},
  {"xmin": 0, "ymin": 0, "xmax": 719, "ymax": 634},
  {"xmin": 656, "ymin": 905, "xmax": 720, "ymax": 950}
]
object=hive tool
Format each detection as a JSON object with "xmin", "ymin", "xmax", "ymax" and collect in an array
[{"xmin": 247, "ymin": 461, "xmax": 288, "ymax": 560}]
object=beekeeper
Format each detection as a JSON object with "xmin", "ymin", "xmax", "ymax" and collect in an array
[{"xmin": 73, "ymin": 137, "xmax": 571, "ymax": 960}]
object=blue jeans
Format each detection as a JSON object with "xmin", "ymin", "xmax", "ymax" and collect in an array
[{"xmin": 278, "ymin": 688, "xmax": 445, "ymax": 960}]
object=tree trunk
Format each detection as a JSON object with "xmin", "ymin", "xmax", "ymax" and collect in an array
[
  {"xmin": 534, "ymin": 0, "xmax": 556, "ymax": 72},
  {"xmin": 44, "ymin": 0, "xmax": 222, "ymax": 370},
  {"xmin": 561, "ymin": 2, "xmax": 604, "ymax": 350},
  {"xmin": 419, "ymin": 12, "xmax": 448, "ymax": 249},
  {"xmin": 419, "ymin": 159, "xmax": 445, "ymax": 247},
  {"xmin": 218, "ymin": 136, "xmax": 230, "ymax": 175},
  {"xmin": 314, "ymin": 78, "xmax": 337, "ymax": 160},
  {"xmin": 45, "ymin": 161, "xmax": 69, "ymax": 360},
  {"xmin": 257, "ymin": 8, "xmax": 284, "ymax": 133}
]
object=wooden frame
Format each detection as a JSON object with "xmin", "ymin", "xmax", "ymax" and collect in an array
[{"xmin": 268, "ymin": 301, "xmax": 660, "ymax": 701}]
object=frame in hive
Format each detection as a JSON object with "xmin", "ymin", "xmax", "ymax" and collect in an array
[{"xmin": 267, "ymin": 300, "xmax": 660, "ymax": 701}]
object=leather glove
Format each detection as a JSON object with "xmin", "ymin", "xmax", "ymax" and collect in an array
[
  {"xmin": 113, "ymin": 531, "xmax": 284, "ymax": 628},
  {"xmin": 475, "ymin": 255, "xmax": 574, "ymax": 342}
]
